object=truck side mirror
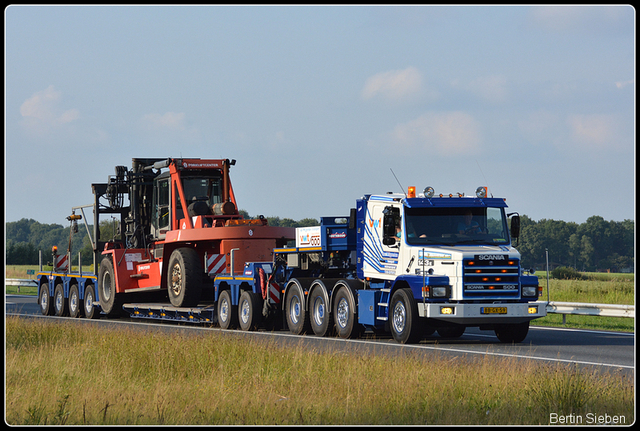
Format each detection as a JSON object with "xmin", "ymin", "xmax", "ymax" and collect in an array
[{"xmin": 510, "ymin": 214, "xmax": 520, "ymax": 239}]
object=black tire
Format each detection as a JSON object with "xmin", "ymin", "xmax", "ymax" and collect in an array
[
  {"xmin": 285, "ymin": 280, "xmax": 309, "ymax": 335},
  {"xmin": 309, "ymin": 283, "xmax": 332, "ymax": 337},
  {"xmin": 332, "ymin": 284, "xmax": 361, "ymax": 339},
  {"xmin": 217, "ymin": 290, "xmax": 237, "ymax": 329},
  {"xmin": 54, "ymin": 283, "xmax": 69, "ymax": 317},
  {"xmin": 98, "ymin": 256, "xmax": 121, "ymax": 317},
  {"xmin": 238, "ymin": 290, "xmax": 262, "ymax": 331},
  {"xmin": 495, "ymin": 322, "xmax": 529, "ymax": 343},
  {"xmin": 39, "ymin": 283, "xmax": 53, "ymax": 316},
  {"xmin": 437, "ymin": 325, "xmax": 466, "ymax": 339},
  {"xmin": 84, "ymin": 284, "xmax": 99, "ymax": 319},
  {"xmin": 167, "ymin": 248, "xmax": 203, "ymax": 307},
  {"xmin": 69, "ymin": 284, "xmax": 83, "ymax": 318},
  {"xmin": 389, "ymin": 288, "xmax": 421, "ymax": 344}
]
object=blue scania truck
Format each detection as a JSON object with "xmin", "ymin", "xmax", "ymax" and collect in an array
[{"xmin": 206, "ymin": 185, "xmax": 545, "ymax": 344}]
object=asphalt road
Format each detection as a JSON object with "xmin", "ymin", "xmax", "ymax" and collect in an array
[{"xmin": 6, "ymin": 294, "xmax": 635, "ymax": 375}]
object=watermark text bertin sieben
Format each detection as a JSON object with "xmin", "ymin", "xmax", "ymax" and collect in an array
[{"xmin": 550, "ymin": 412, "xmax": 627, "ymax": 425}]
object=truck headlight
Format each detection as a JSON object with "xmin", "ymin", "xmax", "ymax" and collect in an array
[
  {"xmin": 522, "ymin": 286, "xmax": 537, "ymax": 297},
  {"xmin": 431, "ymin": 287, "xmax": 448, "ymax": 298}
]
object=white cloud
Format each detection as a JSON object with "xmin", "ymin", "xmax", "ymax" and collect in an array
[
  {"xmin": 615, "ymin": 79, "xmax": 634, "ymax": 89},
  {"xmin": 140, "ymin": 112, "xmax": 187, "ymax": 130},
  {"xmin": 362, "ymin": 66, "xmax": 422, "ymax": 101},
  {"xmin": 392, "ymin": 111, "xmax": 482, "ymax": 156},
  {"xmin": 567, "ymin": 114, "xmax": 620, "ymax": 149},
  {"xmin": 19, "ymin": 85, "xmax": 80, "ymax": 133}
]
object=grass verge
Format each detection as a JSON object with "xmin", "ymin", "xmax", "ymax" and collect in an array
[{"xmin": 5, "ymin": 317, "xmax": 634, "ymax": 425}]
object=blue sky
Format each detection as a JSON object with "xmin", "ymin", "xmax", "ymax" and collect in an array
[{"xmin": 4, "ymin": 5, "xmax": 635, "ymax": 226}]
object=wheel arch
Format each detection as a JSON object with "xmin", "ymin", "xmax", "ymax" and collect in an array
[
  {"xmin": 309, "ymin": 278, "xmax": 337, "ymax": 313},
  {"xmin": 282, "ymin": 277, "xmax": 313, "ymax": 312},
  {"xmin": 330, "ymin": 279, "xmax": 363, "ymax": 313}
]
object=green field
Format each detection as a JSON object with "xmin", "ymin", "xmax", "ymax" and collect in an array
[
  {"xmin": 5, "ymin": 317, "xmax": 634, "ymax": 425},
  {"xmin": 533, "ymin": 272, "xmax": 634, "ymax": 332}
]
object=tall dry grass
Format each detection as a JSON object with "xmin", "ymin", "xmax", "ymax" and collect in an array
[{"xmin": 5, "ymin": 317, "xmax": 634, "ymax": 425}]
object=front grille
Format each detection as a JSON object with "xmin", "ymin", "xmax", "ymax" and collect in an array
[{"xmin": 463, "ymin": 258, "xmax": 520, "ymax": 299}]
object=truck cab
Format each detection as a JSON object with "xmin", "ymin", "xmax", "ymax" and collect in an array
[{"xmin": 356, "ymin": 186, "xmax": 544, "ymax": 342}]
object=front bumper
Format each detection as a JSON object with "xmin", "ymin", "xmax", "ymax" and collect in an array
[{"xmin": 418, "ymin": 301, "xmax": 547, "ymax": 325}]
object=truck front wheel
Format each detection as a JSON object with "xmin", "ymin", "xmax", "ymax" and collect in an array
[
  {"xmin": 495, "ymin": 322, "xmax": 529, "ymax": 343},
  {"xmin": 390, "ymin": 288, "xmax": 421, "ymax": 344},
  {"xmin": 167, "ymin": 248, "xmax": 203, "ymax": 307}
]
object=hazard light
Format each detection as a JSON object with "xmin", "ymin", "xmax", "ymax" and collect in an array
[{"xmin": 407, "ymin": 186, "xmax": 416, "ymax": 198}]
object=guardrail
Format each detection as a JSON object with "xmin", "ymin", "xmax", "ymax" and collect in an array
[
  {"xmin": 5, "ymin": 278, "xmax": 38, "ymax": 293},
  {"xmin": 546, "ymin": 301, "xmax": 635, "ymax": 323}
]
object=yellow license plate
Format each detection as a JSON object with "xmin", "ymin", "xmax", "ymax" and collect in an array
[{"xmin": 481, "ymin": 307, "xmax": 507, "ymax": 314}]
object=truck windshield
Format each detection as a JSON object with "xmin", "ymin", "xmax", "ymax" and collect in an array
[
  {"xmin": 182, "ymin": 175, "xmax": 223, "ymax": 207},
  {"xmin": 404, "ymin": 206, "xmax": 510, "ymax": 246}
]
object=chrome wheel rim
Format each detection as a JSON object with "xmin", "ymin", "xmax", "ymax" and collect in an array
[
  {"xmin": 392, "ymin": 301, "xmax": 407, "ymax": 334},
  {"xmin": 336, "ymin": 297, "xmax": 349, "ymax": 329}
]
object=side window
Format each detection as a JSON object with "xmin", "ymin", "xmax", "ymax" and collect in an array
[
  {"xmin": 152, "ymin": 178, "xmax": 170, "ymax": 236},
  {"xmin": 382, "ymin": 205, "xmax": 401, "ymax": 246},
  {"xmin": 486, "ymin": 208, "xmax": 503, "ymax": 236}
]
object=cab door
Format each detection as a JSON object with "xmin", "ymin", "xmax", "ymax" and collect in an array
[
  {"xmin": 151, "ymin": 176, "xmax": 170, "ymax": 239},
  {"xmin": 362, "ymin": 202, "xmax": 401, "ymax": 280}
]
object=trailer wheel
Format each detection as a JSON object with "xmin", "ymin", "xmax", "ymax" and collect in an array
[
  {"xmin": 98, "ymin": 256, "xmax": 121, "ymax": 317},
  {"xmin": 217, "ymin": 290, "xmax": 237, "ymax": 329},
  {"xmin": 239, "ymin": 290, "xmax": 262, "ymax": 331},
  {"xmin": 69, "ymin": 283, "xmax": 83, "ymax": 318},
  {"xmin": 495, "ymin": 322, "xmax": 529, "ymax": 343},
  {"xmin": 285, "ymin": 281, "xmax": 309, "ymax": 335},
  {"xmin": 167, "ymin": 248, "xmax": 203, "ymax": 307},
  {"xmin": 437, "ymin": 325, "xmax": 465, "ymax": 339},
  {"xmin": 84, "ymin": 284, "xmax": 99, "ymax": 319},
  {"xmin": 333, "ymin": 285, "xmax": 361, "ymax": 339},
  {"xmin": 54, "ymin": 283, "xmax": 69, "ymax": 317},
  {"xmin": 309, "ymin": 283, "xmax": 332, "ymax": 337},
  {"xmin": 389, "ymin": 288, "xmax": 421, "ymax": 344},
  {"xmin": 39, "ymin": 283, "xmax": 53, "ymax": 316}
]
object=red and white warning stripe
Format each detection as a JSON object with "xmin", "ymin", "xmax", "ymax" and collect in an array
[
  {"xmin": 207, "ymin": 253, "xmax": 226, "ymax": 275},
  {"xmin": 268, "ymin": 280, "xmax": 280, "ymax": 304},
  {"xmin": 54, "ymin": 254, "xmax": 69, "ymax": 272}
]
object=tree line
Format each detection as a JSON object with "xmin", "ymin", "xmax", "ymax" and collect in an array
[
  {"xmin": 518, "ymin": 215, "xmax": 634, "ymax": 272},
  {"xmin": 6, "ymin": 213, "xmax": 634, "ymax": 273},
  {"xmin": 5, "ymin": 212, "xmax": 321, "ymax": 267}
]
